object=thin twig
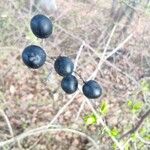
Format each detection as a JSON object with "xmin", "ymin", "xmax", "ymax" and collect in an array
[
  {"xmin": 0, "ymin": 24, "xmax": 133, "ymax": 150},
  {"xmin": 84, "ymin": 98, "xmax": 124, "ymax": 150},
  {"xmin": 105, "ymin": 60, "xmax": 139, "ymax": 85},
  {"xmin": 48, "ymin": 92, "xmax": 80, "ymax": 126},
  {"xmin": 136, "ymin": 132, "xmax": 150, "ymax": 145},
  {"xmin": 90, "ymin": 33, "xmax": 133, "ymax": 80},
  {"xmin": 120, "ymin": 109, "xmax": 150, "ymax": 139},
  {"xmin": 28, "ymin": 135, "xmax": 45, "ymax": 150},
  {"xmin": 21, "ymin": 92, "xmax": 80, "ymax": 135},
  {"xmin": 0, "ymin": 83, "xmax": 122, "ymax": 149},
  {"xmin": 74, "ymin": 41, "xmax": 85, "ymax": 71},
  {"xmin": 0, "ymin": 109, "xmax": 14, "ymax": 137},
  {"xmin": 0, "ymin": 127, "xmax": 99, "ymax": 149},
  {"xmin": 122, "ymin": 0, "xmax": 143, "ymax": 13},
  {"xmin": 74, "ymin": 71, "xmax": 85, "ymax": 83},
  {"xmin": 62, "ymin": 24, "xmax": 128, "ymax": 148},
  {"xmin": 122, "ymin": 136, "xmax": 132, "ymax": 149},
  {"xmin": 75, "ymin": 99, "xmax": 86, "ymax": 121},
  {"xmin": 90, "ymin": 23, "xmax": 118, "ymax": 79},
  {"xmin": 54, "ymin": 23, "xmax": 134, "ymax": 84},
  {"xmin": 0, "ymin": 109, "xmax": 23, "ymax": 149}
]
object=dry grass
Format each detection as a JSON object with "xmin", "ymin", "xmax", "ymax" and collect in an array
[{"xmin": 0, "ymin": 0, "xmax": 150, "ymax": 149}]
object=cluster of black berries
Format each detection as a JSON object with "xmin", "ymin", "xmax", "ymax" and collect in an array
[{"xmin": 22, "ymin": 14, "xmax": 102, "ymax": 99}]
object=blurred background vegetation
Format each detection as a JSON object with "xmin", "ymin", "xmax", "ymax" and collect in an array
[{"xmin": 0, "ymin": 0, "xmax": 150, "ymax": 149}]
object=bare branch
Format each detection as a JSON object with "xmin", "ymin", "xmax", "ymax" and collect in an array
[
  {"xmin": 137, "ymin": 132, "xmax": 150, "ymax": 145},
  {"xmin": 0, "ymin": 109, "xmax": 14, "ymax": 137},
  {"xmin": 0, "ymin": 127, "xmax": 99, "ymax": 149},
  {"xmin": 75, "ymin": 99, "xmax": 86, "ymax": 121},
  {"xmin": 74, "ymin": 41, "xmax": 85, "ymax": 71},
  {"xmin": 90, "ymin": 23, "xmax": 118, "ymax": 79},
  {"xmin": 120, "ymin": 109, "xmax": 150, "ymax": 139}
]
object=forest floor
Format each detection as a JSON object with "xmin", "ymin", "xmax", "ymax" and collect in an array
[{"xmin": 0, "ymin": 0, "xmax": 150, "ymax": 150}]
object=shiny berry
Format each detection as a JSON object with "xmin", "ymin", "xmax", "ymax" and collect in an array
[
  {"xmin": 30, "ymin": 14, "xmax": 53, "ymax": 38},
  {"xmin": 61, "ymin": 75, "xmax": 78, "ymax": 94},
  {"xmin": 22, "ymin": 45, "xmax": 46, "ymax": 69},
  {"xmin": 54, "ymin": 56, "xmax": 74, "ymax": 76},
  {"xmin": 82, "ymin": 80, "xmax": 102, "ymax": 99}
]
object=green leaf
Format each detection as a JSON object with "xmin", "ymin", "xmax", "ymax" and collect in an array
[
  {"xmin": 132, "ymin": 102, "xmax": 143, "ymax": 113},
  {"xmin": 139, "ymin": 127, "xmax": 150, "ymax": 140},
  {"xmin": 140, "ymin": 127, "xmax": 146, "ymax": 135},
  {"xmin": 140, "ymin": 79, "xmax": 150, "ymax": 93},
  {"xmin": 131, "ymin": 133, "xmax": 137, "ymax": 141},
  {"xmin": 127, "ymin": 99, "xmax": 143, "ymax": 113},
  {"xmin": 125, "ymin": 143, "xmax": 130, "ymax": 150},
  {"xmin": 110, "ymin": 127, "xmax": 120, "ymax": 138},
  {"xmin": 100, "ymin": 100, "xmax": 109, "ymax": 115},
  {"xmin": 83, "ymin": 114, "xmax": 97, "ymax": 125},
  {"xmin": 112, "ymin": 143, "xmax": 117, "ymax": 150},
  {"xmin": 127, "ymin": 100, "xmax": 133, "ymax": 107},
  {"xmin": 144, "ymin": 134, "xmax": 150, "ymax": 140}
]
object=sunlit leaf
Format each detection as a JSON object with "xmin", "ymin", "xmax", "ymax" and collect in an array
[
  {"xmin": 132, "ymin": 102, "xmax": 143, "ymax": 113},
  {"xmin": 131, "ymin": 133, "xmax": 137, "ymax": 141},
  {"xmin": 139, "ymin": 127, "xmax": 146, "ymax": 135},
  {"xmin": 127, "ymin": 99, "xmax": 143, "ymax": 113},
  {"xmin": 110, "ymin": 127, "xmax": 120, "ymax": 138},
  {"xmin": 100, "ymin": 100, "xmax": 109, "ymax": 116},
  {"xmin": 127, "ymin": 100, "xmax": 133, "ymax": 107},
  {"xmin": 83, "ymin": 114, "xmax": 97, "ymax": 125},
  {"xmin": 125, "ymin": 143, "xmax": 130, "ymax": 150}
]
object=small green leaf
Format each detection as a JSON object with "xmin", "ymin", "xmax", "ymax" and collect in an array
[
  {"xmin": 83, "ymin": 114, "xmax": 97, "ymax": 125},
  {"xmin": 112, "ymin": 143, "xmax": 117, "ymax": 150},
  {"xmin": 140, "ymin": 79, "xmax": 150, "ymax": 93},
  {"xmin": 144, "ymin": 134, "xmax": 150, "ymax": 140},
  {"xmin": 100, "ymin": 100, "xmax": 109, "ymax": 115},
  {"xmin": 110, "ymin": 127, "xmax": 120, "ymax": 138},
  {"xmin": 132, "ymin": 102, "xmax": 143, "ymax": 113},
  {"xmin": 139, "ymin": 127, "xmax": 147, "ymax": 136},
  {"xmin": 124, "ymin": 143, "xmax": 130, "ymax": 150},
  {"xmin": 131, "ymin": 133, "xmax": 137, "ymax": 141},
  {"xmin": 127, "ymin": 99, "xmax": 143, "ymax": 113},
  {"xmin": 127, "ymin": 100, "xmax": 133, "ymax": 107}
]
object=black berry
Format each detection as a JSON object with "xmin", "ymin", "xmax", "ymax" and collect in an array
[
  {"xmin": 61, "ymin": 75, "xmax": 78, "ymax": 94},
  {"xmin": 54, "ymin": 56, "xmax": 74, "ymax": 76},
  {"xmin": 30, "ymin": 14, "xmax": 53, "ymax": 38},
  {"xmin": 82, "ymin": 80, "xmax": 102, "ymax": 99},
  {"xmin": 22, "ymin": 45, "xmax": 46, "ymax": 69}
]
